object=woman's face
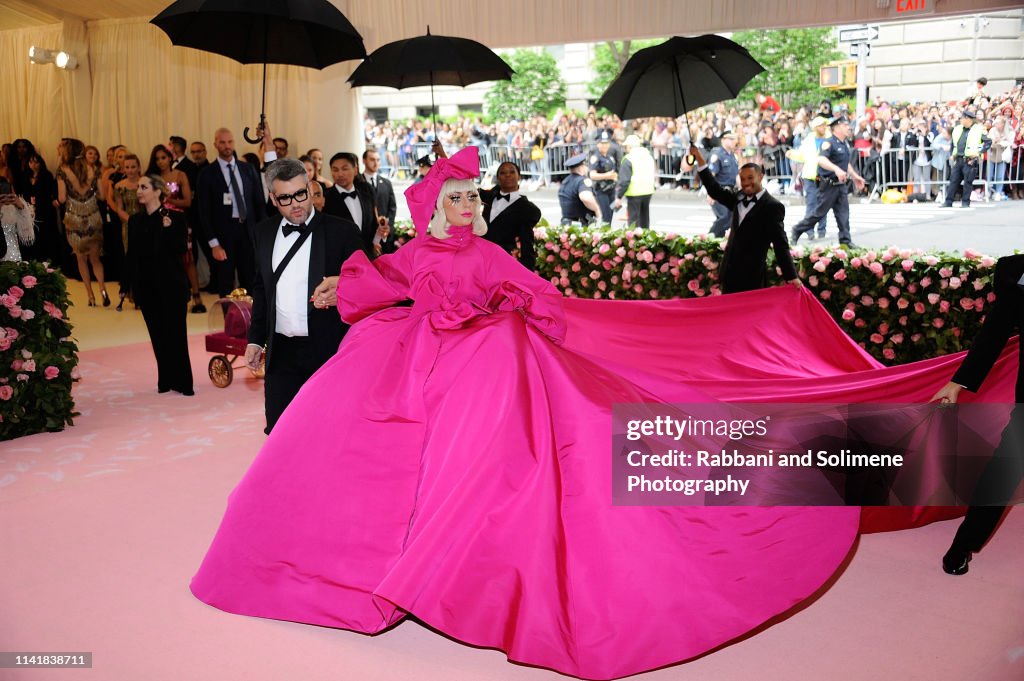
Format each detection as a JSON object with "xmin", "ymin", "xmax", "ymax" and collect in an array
[
  {"xmin": 496, "ymin": 163, "xmax": 520, "ymax": 193},
  {"xmin": 303, "ymin": 160, "xmax": 315, "ymax": 181},
  {"xmin": 114, "ymin": 148, "xmax": 127, "ymax": 168},
  {"xmin": 28, "ymin": 157, "xmax": 40, "ymax": 173},
  {"xmin": 85, "ymin": 147, "xmax": 99, "ymax": 165},
  {"xmin": 309, "ymin": 150, "xmax": 323, "ymax": 170},
  {"xmin": 442, "ymin": 188, "xmax": 480, "ymax": 227},
  {"xmin": 137, "ymin": 178, "xmax": 157, "ymax": 204},
  {"xmin": 155, "ymin": 150, "xmax": 172, "ymax": 171},
  {"xmin": 124, "ymin": 159, "xmax": 140, "ymax": 179},
  {"xmin": 106, "ymin": 148, "xmax": 115, "ymax": 165}
]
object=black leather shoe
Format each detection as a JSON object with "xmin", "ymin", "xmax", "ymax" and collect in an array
[
  {"xmin": 942, "ymin": 547, "xmax": 971, "ymax": 575},
  {"xmin": 790, "ymin": 229, "xmax": 802, "ymax": 244}
]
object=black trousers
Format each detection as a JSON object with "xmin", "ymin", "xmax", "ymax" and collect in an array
[
  {"xmin": 950, "ymin": 404, "xmax": 1024, "ymax": 552},
  {"xmin": 139, "ymin": 294, "xmax": 193, "ymax": 394},
  {"xmin": 595, "ymin": 189, "xmax": 615, "ymax": 223},
  {"xmin": 264, "ymin": 334, "xmax": 321, "ymax": 434},
  {"xmin": 792, "ymin": 181, "xmax": 852, "ymax": 244},
  {"xmin": 212, "ymin": 220, "xmax": 256, "ymax": 297},
  {"xmin": 943, "ymin": 158, "xmax": 979, "ymax": 207},
  {"xmin": 626, "ymin": 195, "xmax": 652, "ymax": 229}
]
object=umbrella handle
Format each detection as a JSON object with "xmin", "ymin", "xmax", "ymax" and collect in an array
[{"xmin": 243, "ymin": 113, "xmax": 266, "ymax": 145}]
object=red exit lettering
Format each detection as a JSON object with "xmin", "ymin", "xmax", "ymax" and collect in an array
[{"xmin": 897, "ymin": 0, "xmax": 926, "ymax": 12}]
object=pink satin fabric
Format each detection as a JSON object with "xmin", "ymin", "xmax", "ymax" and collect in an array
[{"xmin": 192, "ymin": 231, "xmax": 1016, "ymax": 679}]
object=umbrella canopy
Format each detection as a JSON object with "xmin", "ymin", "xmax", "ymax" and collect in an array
[
  {"xmin": 151, "ymin": 0, "xmax": 366, "ymax": 69},
  {"xmin": 348, "ymin": 29, "xmax": 513, "ymax": 89},
  {"xmin": 596, "ymin": 34, "xmax": 765, "ymax": 119}
]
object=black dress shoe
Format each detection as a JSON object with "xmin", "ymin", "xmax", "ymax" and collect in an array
[
  {"xmin": 790, "ymin": 229, "xmax": 802, "ymax": 244},
  {"xmin": 942, "ymin": 547, "xmax": 972, "ymax": 575}
]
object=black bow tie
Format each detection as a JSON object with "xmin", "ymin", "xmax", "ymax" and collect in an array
[
  {"xmin": 339, "ymin": 190, "xmax": 356, "ymax": 199},
  {"xmin": 741, "ymin": 195, "xmax": 758, "ymax": 208},
  {"xmin": 496, "ymin": 193, "xmax": 511, "ymax": 202},
  {"xmin": 282, "ymin": 222, "xmax": 308, "ymax": 237}
]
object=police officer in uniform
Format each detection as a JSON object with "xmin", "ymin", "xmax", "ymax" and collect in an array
[
  {"xmin": 558, "ymin": 153, "xmax": 600, "ymax": 226},
  {"xmin": 707, "ymin": 132, "xmax": 740, "ymax": 237},
  {"xmin": 790, "ymin": 116, "xmax": 865, "ymax": 247},
  {"xmin": 942, "ymin": 110, "xmax": 991, "ymax": 208},
  {"xmin": 589, "ymin": 132, "xmax": 618, "ymax": 224}
]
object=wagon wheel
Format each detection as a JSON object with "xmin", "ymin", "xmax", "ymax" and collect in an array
[{"xmin": 208, "ymin": 355, "xmax": 233, "ymax": 388}]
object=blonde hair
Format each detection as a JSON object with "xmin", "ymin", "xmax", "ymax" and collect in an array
[{"xmin": 428, "ymin": 178, "xmax": 487, "ymax": 239}]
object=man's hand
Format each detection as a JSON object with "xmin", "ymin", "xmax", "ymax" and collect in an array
[
  {"xmin": 835, "ymin": 169, "xmax": 848, "ymax": 183},
  {"xmin": 259, "ymin": 119, "xmax": 273, "ymax": 153},
  {"xmin": 375, "ymin": 216, "xmax": 390, "ymax": 240},
  {"xmin": 689, "ymin": 144, "xmax": 705, "ymax": 167},
  {"xmin": 431, "ymin": 139, "xmax": 447, "ymax": 159},
  {"xmin": 788, "ymin": 278, "xmax": 804, "ymax": 289},
  {"xmin": 311, "ymin": 275, "xmax": 340, "ymax": 308},
  {"xmin": 931, "ymin": 382, "xmax": 963, "ymax": 404},
  {"xmin": 244, "ymin": 343, "xmax": 263, "ymax": 371},
  {"xmin": 212, "ymin": 245, "xmax": 228, "ymax": 262}
]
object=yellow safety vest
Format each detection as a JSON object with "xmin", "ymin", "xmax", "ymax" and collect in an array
[
  {"xmin": 624, "ymin": 148, "xmax": 656, "ymax": 196},
  {"xmin": 951, "ymin": 124, "xmax": 986, "ymax": 159}
]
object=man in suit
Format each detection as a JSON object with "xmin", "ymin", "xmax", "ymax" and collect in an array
[
  {"xmin": 189, "ymin": 141, "xmax": 210, "ymax": 170},
  {"xmin": 362, "ymin": 149, "xmax": 397, "ymax": 232},
  {"xmin": 244, "ymin": 158, "xmax": 364, "ymax": 433},
  {"xmin": 481, "ymin": 161, "xmax": 542, "ymax": 271},
  {"xmin": 324, "ymin": 152, "xmax": 393, "ymax": 256},
  {"xmin": 932, "ymin": 254, "xmax": 1024, "ymax": 575},
  {"xmin": 690, "ymin": 144, "xmax": 801, "ymax": 294},
  {"xmin": 196, "ymin": 128, "xmax": 267, "ymax": 296}
]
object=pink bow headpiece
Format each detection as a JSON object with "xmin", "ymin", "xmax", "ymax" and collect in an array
[{"xmin": 404, "ymin": 147, "xmax": 481, "ymax": 235}]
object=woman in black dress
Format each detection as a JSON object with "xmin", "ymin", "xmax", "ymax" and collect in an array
[
  {"xmin": 480, "ymin": 161, "xmax": 542, "ymax": 271},
  {"xmin": 126, "ymin": 174, "xmax": 193, "ymax": 396}
]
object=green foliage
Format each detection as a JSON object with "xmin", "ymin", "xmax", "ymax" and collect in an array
[
  {"xmin": 731, "ymin": 28, "xmax": 844, "ymax": 110},
  {"xmin": 485, "ymin": 49, "xmax": 567, "ymax": 121},
  {"xmin": 588, "ymin": 39, "xmax": 667, "ymax": 100},
  {"xmin": 1, "ymin": 261, "xmax": 80, "ymax": 440}
]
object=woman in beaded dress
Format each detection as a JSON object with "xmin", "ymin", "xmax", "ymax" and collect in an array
[
  {"xmin": 112, "ymin": 154, "xmax": 143, "ymax": 310},
  {"xmin": 56, "ymin": 138, "xmax": 109, "ymax": 307}
]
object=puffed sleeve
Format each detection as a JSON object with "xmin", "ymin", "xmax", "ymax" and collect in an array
[
  {"xmin": 337, "ymin": 243, "xmax": 415, "ymax": 324},
  {"xmin": 483, "ymin": 243, "xmax": 567, "ymax": 344}
]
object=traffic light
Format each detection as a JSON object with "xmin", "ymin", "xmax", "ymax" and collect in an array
[{"xmin": 820, "ymin": 60, "xmax": 857, "ymax": 90}]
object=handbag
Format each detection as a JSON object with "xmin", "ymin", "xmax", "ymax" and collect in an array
[{"xmin": 1001, "ymin": 146, "xmax": 1012, "ymax": 164}]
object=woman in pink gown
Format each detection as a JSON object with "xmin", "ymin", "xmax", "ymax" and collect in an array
[{"xmin": 190, "ymin": 149, "xmax": 869, "ymax": 679}]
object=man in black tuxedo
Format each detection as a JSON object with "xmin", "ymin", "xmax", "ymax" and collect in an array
[
  {"xmin": 324, "ymin": 152, "xmax": 393, "ymax": 256},
  {"xmin": 690, "ymin": 144, "xmax": 801, "ymax": 294},
  {"xmin": 196, "ymin": 128, "xmax": 267, "ymax": 296},
  {"xmin": 189, "ymin": 141, "xmax": 210, "ymax": 170},
  {"xmin": 244, "ymin": 158, "xmax": 364, "ymax": 433},
  {"xmin": 169, "ymin": 136, "xmax": 198, "ymax": 190},
  {"xmin": 480, "ymin": 161, "xmax": 541, "ymax": 271},
  {"xmin": 361, "ymin": 149, "xmax": 397, "ymax": 232},
  {"xmin": 932, "ymin": 254, "xmax": 1024, "ymax": 575}
]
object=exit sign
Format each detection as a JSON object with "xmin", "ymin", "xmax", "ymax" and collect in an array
[{"xmin": 892, "ymin": 0, "xmax": 933, "ymax": 17}]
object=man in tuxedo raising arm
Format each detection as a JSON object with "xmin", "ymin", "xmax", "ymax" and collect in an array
[
  {"xmin": 324, "ymin": 152, "xmax": 393, "ymax": 255},
  {"xmin": 245, "ymin": 158, "xmax": 364, "ymax": 433},
  {"xmin": 690, "ymin": 144, "xmax": 801, "ymax": 294}
]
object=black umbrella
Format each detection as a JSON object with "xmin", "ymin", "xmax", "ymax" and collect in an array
[
  {"xmin": 152, "ymin": 0, "xmax": 366, "ymax": 143},
  {"xmin": 348, "ymin": 27, "xmax": 513, "ymax": 129},
  {"xmin": 597, "ymin": 34, "xmax": 765, "ymax": 125}
]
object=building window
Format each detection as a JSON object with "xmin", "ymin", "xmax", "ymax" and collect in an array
[
  {"xmin": 366, "ymin": 108, "xmax": 388, "ymax": 123},
  {"xmin": 416, "ymin": 106, "xmax": 438, "ymax": 119}
]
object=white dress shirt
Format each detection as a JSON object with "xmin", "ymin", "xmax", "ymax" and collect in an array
[
  {"xmin": 737, "ymin": 189, "xmax": 766, "ymax": 224},
  {"xmin": 489, "ymin": 190, "xmax": 520, "ymax": 221},
  {"xmin": 335, "ymin": 184, "xmax": 362, "ymax": 226},
  {"xmin": 272, "ymin": 211, "xmax": 314, "ymax": 337}
]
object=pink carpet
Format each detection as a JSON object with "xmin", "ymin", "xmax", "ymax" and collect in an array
[{"xmin": 1, "ymin": 335, "xmax": 1022, "ymax": 680}]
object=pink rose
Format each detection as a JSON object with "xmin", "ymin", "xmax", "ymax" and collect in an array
[
  {"xmin": 878, "ymin": 298, "xmax": 890, "ymax": 309},
  {"xmin": 972, "ymin": 279, "xmax": 985, "ymax": 291},
  {"xmin": 963, "ymin": 248, "xmax": 981, "ymax": 259},
  {"xmin": 833, "ymin": 269, "xmax": 847, "ymax": 281},
  {"xmin": 592, "ymin": 292, "xmax": 602, "ymax": 299},
  {"xmin": 878, "ymin": 322, "xmax": 890, "ymax": 334},
  {"xmin": 939, "ymin": 267, "xmax": 953, "ymax": 278},
  {"xmin": 891, "ymin": 333, "xmax": 904, "ymax": 344},
  {"xmin": 907, "ymin": 284, "xmax": 918, "ymax": 293},
  {"xmin": 16, "ymin": 373, "xmax": 28, "ymax": 382},
  {"xmin": 71, "ymin": 366, "xmax": 81, "ymax": 380},
  {"xmin": 870, "ymin": 333, "xmax": 884, "ymax": 344},
  {"xmin": 959, "ymin": 297, "xmax": 975, "ymax": 311},
  {"xmin": 8, "ymin": 306, "xmax": 22, "ymax": 318},
  {"xmin": 893, "ymin": 273, "xmax": 905, "ymax": 285},
  {"xmin": 952, "ymin": 327, "xmax": 961, "ymax": 338},
  {"xmin": 638, "ymin": 270, "xmax": 649, "ymax": 279},
  {"xmin": 0, "ymin": 385, "xmax": 12, "ymax": 400},
  {"xmin": 686, "ymin": 279, "xmax": 701, "ymax": 292},
  {"xmin": 549, "ymin": 276, "xmax": 559, "ymax": 286},
  {"xmin": 589, "ymin": 269, "xmax": 602, "ymax": 280},
  {"xmin": 21, "ymin": 275, "xmax": 37, "ymax": 288},
  {"xmin": 974, "ymin": 297, "xmax": 984, "ymax": 310},
  {"xmin": 901, "ymin": 259, "xmax": 914, "ymax": 271},
  {"xmin": 896, "ymin": 298, "xmax": 909, "ymax": 310},
  {"xmin": 861, "ymin": 295, "xmax": 874, "ymax": 306},
  {"xmin": 571, "ymin": 262, "xmax": 581, "ymax": 273},
  {"xmin": 559, "ymin": 277, "xmax": 570, "ymax": 288},
  {"xmin": 899, "ymin": 316, "xmax": 908, "ymax": 326},
  {"xmin": 980, "ymin": 257, "xmax": 996, "ymax": 268},
  {"xmin": 808, "ymin": 275, "xmax": 819, "ymax": 287},
  {"xmin": 813, "ymin": 260, "xmax": 828, "ymax": 272},
  {"xmin": 854, "ymin": 319, "xmax": 867, "ymax": 328},
  {"xmin": 610, "ymin": 276, "xmax": 619, "ymax": 284},
  {"xmin": 833, "ymin": 249, "xmax": 849, "ymax": 260},
  {"xmin": 598, "ymin": 244, "xmax": 610, "ymax": 255},
  {"xmin": 920, "ymin": 276, "xmax": 932, "ymax": 287},
  {"xmin": 23, "ymin": 359, "xmax": 35, "ymax": 372},
  {"xmin": 850, "ymin": 286, "xmax": 861, "ymax": 296},
  {"xmin": 924, "ymin": 256, "xmax": 938, "ymax": 267},
  {"xmin": 926, "ymin": 293, "xmax": 940, "ymax": 305},
  {"xmin": 8, "ymin": 286, "xmax": 24, "ymax": 300},
  {"xmin": 842, "ymin": 309, "xmax": 856, "ymax": 321},
  {"xmin": 932, "ymin": 318, "xmax": 945, "ymax": 328},
  {"xmin": 850, "ymin": 257, "xmax": 862, "ymax": 269},
  {"xmin": 649, "ymin": 289, "xmax": 659, "ymax": 298},
  {"xmin": 911, "ymin": 333, "xmax": 923, "ymax": 343},
  {"xmin": 20, "ymin": 309, "xmax": 34, "ymax": 321},
  {"xmin": 820, "ymin": 290, "xmax": 832, "ymax": 300},
  {"xmin": 899, "ymin": 249, "xmax": 912, "ymax": 259},
  {"xmin": 44, "ymin": 366, "xmax": 59, "ymax": 380},
  {"xmin": 545, "ymin": 255, "xmax": 555, "ymax": 263},
  {"xmin": 11, "ymin": 359, "xmax": 23, "ymax": 371},
  {"xmin": 888, "ymin": 286, "xmax": 900, "ymax": 298},
  {"xmin": 987, "ymin": 292, "xmax": 997, "ymax": 303},
  {"xmin": 949, "ymin": 276, "xmax": 962, "ymax": 289},
  {"xmin": 869, "ymin": 262, "xmax": 884, "ymax": 275},
  {"xmin": 883, "ymin": 348, "xmax": 896, "ymax": 360},
  {"xmin": 633, "ymin": 284, "xmax": 643, "ymax": 294},
  {"xmin": 939, "ymin": 301, "xmax": 951, "ymax": 313}
]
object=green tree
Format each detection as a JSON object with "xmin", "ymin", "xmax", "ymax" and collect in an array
[
  {"xmin": 588, "ymin": 39, "xmax": 667, "ymax": 100},
  {"xmin": 485, "ymin": 48, "xmax": 566, "ymax": 121},
  {"xmin": 730, "ymin": 28, "xmax": 844, "ymax": 109}
]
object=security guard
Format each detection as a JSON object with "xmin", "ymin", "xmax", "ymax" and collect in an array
[
  {"xmin": 790, "ymin": 116, "xmax": 865, "ymax": 247},
  {"xmin": 614, "ymin": 135, "xmax": 656, "ymax": 229},
  {"xmin": 559, "ymin": 153, "xmax": 600, "ymax": 226},
  {"xmin": 707, "ymin": 132, "xmax": 740, "ymax": 237},
  {"xmin": 942, "ymin": 110, "xmax": 991, "ymax": 208},
  {"xmin": 786, "ymin": 116, "xmax": 830, "ymax": 239},
  {"xmin": 589, "ymin": 132, "xmax": 618, "ymax": 223}
]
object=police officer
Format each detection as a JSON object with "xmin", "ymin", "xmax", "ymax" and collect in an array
[
  {"xmin": 589, "ymin": 132, "xmax": 618, "ymax": 223},
  {"xmin": 786, "ymin": 116, "xmax": 830, "ymax": 239},
  {"xmin": 558, "ymin": 153, "xmax": 600, "ymax": 226},
  {"xmin": 942, "ymin": 110, "xmax": 991, "ymax": 208},
  {"xmin": 790, "ymin": 116, "xmax": 865, "ymax": 248},
  {"xmin": 707, "ymin": 132, "xmax": 740, "ymax": 237}
]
